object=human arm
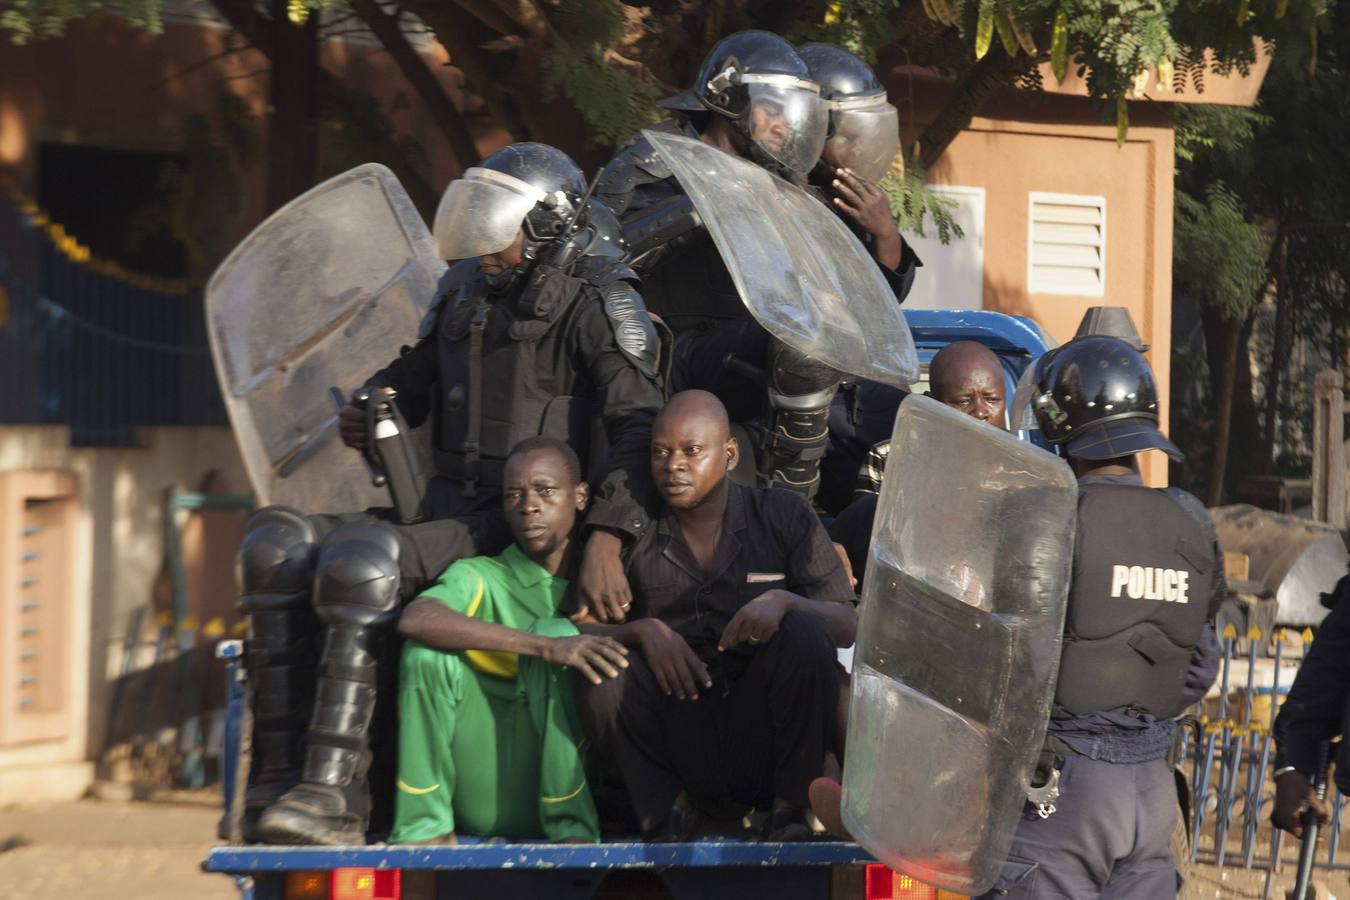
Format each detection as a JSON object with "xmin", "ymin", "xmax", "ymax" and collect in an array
[
  {"xmin": 572, "ymin": 286, "xmax": 665, "ymax": 622},
  {"xmin": 399, "ymin": 597, "xmax": 629, "ymax": 686},
  {"xmin": 830, "ymin": 168, "xmax": 903, "ymax": 272},
  {"xmin": 1179, "ymin": 624, "xmax": 1221, "ymax": 710},
  {"xmin": 576, "ymin": 615, "xmax": 712, "ymax": 700},
  {"xmin": 719, "ymin": 493, "xmax": 858, "ymax": 650}
]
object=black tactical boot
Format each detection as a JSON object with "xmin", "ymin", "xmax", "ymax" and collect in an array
[
  {"xmin": 236, "ymin": 507, "xmax": 319, "ymax": 844},
  {"xmin": 259, "ymin": 525, "xmax": 400, "ymax": 845}
]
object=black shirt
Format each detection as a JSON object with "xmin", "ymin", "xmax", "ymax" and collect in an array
[
  {"xmin": 624, "ymin": 482, "xmax": 854, "ymax": 661},
  {"xmin": 1275, "ymin": 573, "xmax": 1350, "ymax": 776}
]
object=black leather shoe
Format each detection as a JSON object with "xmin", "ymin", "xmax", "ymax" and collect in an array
[{"xmin": 258, "ymin": 784, "xmax": 366, "ymax": 845}]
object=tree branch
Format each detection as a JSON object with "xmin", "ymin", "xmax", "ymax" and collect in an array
[
  {"xmin": 350, "ymin": 0, "xmax": 480, "ymax": 173},
  {"xmin": 917, "ymin": 49, "xmax": 1032, "ymax": 169}
]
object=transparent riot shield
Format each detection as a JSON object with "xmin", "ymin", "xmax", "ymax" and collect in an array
[
  {"xmin": 206, "ymin": 164, "xmax": 445, "ymax": 513},
  {"xmin": 643, "ymin": 129, "xmax": 918, "ymax": 387},
  {"xmin": 841, "ymin": 395, "xmax": 1078, "ymax": 895}
]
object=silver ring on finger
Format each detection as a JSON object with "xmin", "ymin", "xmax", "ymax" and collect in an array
[
  {"xmin": 749, "ymin": 635, "xmax": 760, "ymax": 644},
  {"xmin": 620, "ymin": 602, "xmax": 631, "ymax": 610}
]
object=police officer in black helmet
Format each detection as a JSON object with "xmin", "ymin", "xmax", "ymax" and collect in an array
[
  {"xmin": 598, "ymin": 31, "xmax": 851, "ymax": 499},
  {"xmin": 978, "ymin": 335, "xmax": 1225, "ymax": 898},
  {"xmin": 796, "ymin": 42, "xmax": 922, "ymax": 513},
  {"xmin": 238, "ymin": 142, "xmax": 664, "ymax": 846}
]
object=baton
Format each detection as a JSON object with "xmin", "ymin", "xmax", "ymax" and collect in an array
[{"xmin": 1291, "ymin": 739, "xmax": 1333, "ymax": 900}]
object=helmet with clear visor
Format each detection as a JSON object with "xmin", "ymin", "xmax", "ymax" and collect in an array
[
  {"xmin": 797, "ymin": 43, "xmax": 900, "ymax": 183},
  {"xmin": 659, "ymin": 31, "xmax": 828, "ymax": 177},
  {"xmin": 433, "ymin": 142, "xmax": 587, "ymax": 261}
]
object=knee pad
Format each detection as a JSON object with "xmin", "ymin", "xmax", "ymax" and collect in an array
[
  {"xmin": 239, "ymin": 506, "xmax": 317, "ymax": 615},
  {"xmin": 313, "ymin": 524, "xmax": 401, "ymax": 628},
  {"xmin": 768, "ymin": 341, "xmax": 841, "ymax": 402}
]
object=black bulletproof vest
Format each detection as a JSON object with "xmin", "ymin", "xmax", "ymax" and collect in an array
[
  {"xmin": 1055, "ymin": 482, "xmax": 1216, "ymax": 719},
  {"xmin": 431, "ymin": 271, "xmax": 602, "ymax": 494}
]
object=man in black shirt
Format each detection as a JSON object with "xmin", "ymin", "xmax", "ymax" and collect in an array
[{"xmin": 576, "ymin": 390, "xmax": 856, "ymax": 841}]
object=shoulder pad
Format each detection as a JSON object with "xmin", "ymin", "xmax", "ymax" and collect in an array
[
  {"xmin": 597, "ymin": 134, "xmax": 676, "ymax": 216},
  {"xmin": 576, "ymin": 256, "xmax": 640, "ymax": 288},
  {"xmin": 598, "ymin": 281, "xmax": 660, "ymax": 377},
  {"xmin": 418, "ymin": 259, "xmax": 482, "ymax": 339}
]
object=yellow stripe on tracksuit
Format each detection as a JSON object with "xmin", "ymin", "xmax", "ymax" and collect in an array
[{"xmin": 463, "ymin": 576, "xmax": 519, "ymax": 678}]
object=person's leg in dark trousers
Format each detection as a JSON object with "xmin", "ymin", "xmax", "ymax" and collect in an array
[
  {"xmin": 723, "ymin": 612, "xmax": 839, "ymax": 813},
  {"xmin": 974, "ymin": 756, "xmax": 1180, "ymax": 900},
  {"xmin": 576, "ymin": 650, "xmax": 689, "ymax": 835}
]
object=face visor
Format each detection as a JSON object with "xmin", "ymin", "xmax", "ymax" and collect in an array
[
  {"xmin": 730, "ymin": 75, "xmax": 829, "ymax": 176},
  {"xmin": 433, "ymin": 167, "xmax": 546, "ymax": 261},
  {"xmin": 823, "ymin": 94, "xmax": 900, "ymax": 183}
]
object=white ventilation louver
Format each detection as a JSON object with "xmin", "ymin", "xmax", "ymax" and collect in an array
[{"xmin": 1027, "ymin": 192, "xmax": 1106, "ymax": 296}]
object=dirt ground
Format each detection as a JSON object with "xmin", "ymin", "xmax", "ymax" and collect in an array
[
  {"xmin": 2, "ymin": 796, "xmax": 1350, "ymax": 899},
  {"xmin": 0, "ymin": 796, "xmax": 235, "ymax": 900}
]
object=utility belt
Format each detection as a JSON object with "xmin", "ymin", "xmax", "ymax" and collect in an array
[
  {"xmin": 1029, "ymin": 707, "xmax": 1161, "ymax": 819},
  {"xmin": 432, "ymin": 450, "xmax": 508, "ymax": 495}
]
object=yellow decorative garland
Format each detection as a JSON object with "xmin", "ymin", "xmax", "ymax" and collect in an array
[{"xmin": 1, "ymin": 176, "xmax": 192, "ymax": 296}]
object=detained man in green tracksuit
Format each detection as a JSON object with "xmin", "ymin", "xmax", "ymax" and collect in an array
[{"xmin": 390, "ymin": 436, "xmax": 631, "ymax": 844}]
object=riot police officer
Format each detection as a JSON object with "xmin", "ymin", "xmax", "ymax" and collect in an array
[
  {"xmin": 598, "ymin": 31, "xmax": 854, "ymax": 499},
  {"xmin": 238, "ymin": 142, "xmax": 664, "ymax": 845},
  {"xmin": 979, "ymin": 336, "xmax": 1225, "ymax": 898},
  {"xmin": 796, "ymin": 42, "xmax": 920, "ymax": 512}
]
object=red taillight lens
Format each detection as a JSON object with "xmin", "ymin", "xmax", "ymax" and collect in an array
[
  {"xmin": 863, "ymin": 864, "xmax": 969, "ymax": 900},
  {"xmin": 330, "ymin": 867, "xmax": 401, "ymax": 900}
]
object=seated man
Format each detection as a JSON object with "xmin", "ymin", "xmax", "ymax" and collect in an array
[
  {"xmin": 390, "ymin": 437, "xmax": 630, "ymax": 844},
  {"xmin": 576, "ymin": 390, "xmax": 857, "ymax": 841},
  {"xmin": 828, "ymin": 340, "xmax": 1008, "ymax": 589}
]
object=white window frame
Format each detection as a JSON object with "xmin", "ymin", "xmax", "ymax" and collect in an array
[{"xmin": 1026, "ymin": 191, "xmax": 1107, "ymax": 297}]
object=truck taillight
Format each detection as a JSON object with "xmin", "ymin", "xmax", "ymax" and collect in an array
[
  {"xmin": 285, "ymin": 871, "xmax": 329, "ymax": 899},
  {"xmin": 863, "ymin": 864, "xmax": 968, "ymax": 900},
  {"xmin": 331, "ymin": 867, "xmax": 401, "ymax": 900}
]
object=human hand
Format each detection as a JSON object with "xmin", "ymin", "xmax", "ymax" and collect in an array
[
  {"xmin": 719, "ymin": 589, "xmax": 792, "ymax": 651},
  {"xmin": 338, "ymin": 403, "xmax": 369, "ymax": 450},
  {"xmin": 636, "ymin": 619, "xmax": 711, "ymax": 700},
  {"xmin": 577, "ymin": 530, "xmax": 632, "ymax": 623},
  {"xmin": 1272, "ymin": 770, "xmax": 1331, "ymax": 837},
  {"xmin": 831, "ymin": 168, "xmax": 901, "ymax": 251},
  {"xmin": 541, "ymin": 634, "xmax": 630, "ymax": 685}
]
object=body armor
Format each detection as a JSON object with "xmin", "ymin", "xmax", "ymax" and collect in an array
[{"xmin": 1055, "ymin": 482, "xmax": 1217, "ymax": 719}]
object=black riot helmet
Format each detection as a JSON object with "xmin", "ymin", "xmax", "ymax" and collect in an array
[
  {"xmin": 659, "ymin": 30, "xmax": 828, "ymax": 177},
  {"xmin": 1027, "ymin": 335, "xmax": 1182, "ymax": 461},
  {"xmin": 433, "ymin": 142, "xmax": 588, "ymax": 263},
  {"xmin": 797, "ymin": 43, "xmax": 900, "ymax": 183}
]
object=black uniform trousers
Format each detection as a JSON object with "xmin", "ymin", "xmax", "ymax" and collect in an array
[{"xmin": 578, "ymin": 611, "xmax": 839, "ymax": 832}]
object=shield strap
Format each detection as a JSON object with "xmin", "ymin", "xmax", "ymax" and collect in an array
[{"xmin": 462, "ymin": 300, "xmax": 489, "ymax": 498}]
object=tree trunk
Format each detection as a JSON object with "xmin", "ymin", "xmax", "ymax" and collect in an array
[
  {"xmin": 1261, "ymin": 234, "xmax": 1290, "ymax": 472},
  {"xmin": 348, "ymin": 0, "xmax": 480, "ymax": 174},
  {"xmin": 1207, "ymin": 314, "xmax": 1243, "ymax": 507},
  {"xmin": 265, "ymin": 0, "xmax": 320, "ymax": 212}
]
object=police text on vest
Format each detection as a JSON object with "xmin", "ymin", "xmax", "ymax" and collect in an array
[{"xmin": 1110, "ymin": 565, "xmax": 1189, "ymax": 603}]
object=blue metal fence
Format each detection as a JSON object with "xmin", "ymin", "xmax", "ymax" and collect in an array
[{"xmin": 0, "ymin": 182, "xmax": 225, "ymax": 446}]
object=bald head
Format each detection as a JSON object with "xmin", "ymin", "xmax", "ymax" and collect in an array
[
  {"xmin": 654, "ymin": 390, "xmax": 731, "ymax": 443},
  {"xmin": 928, "ymin": 341, "xmax": 1007, "ymax": 428},
  {"xmin": 651, "ymin": 391, "xmax": 738, "ymax": 511}
]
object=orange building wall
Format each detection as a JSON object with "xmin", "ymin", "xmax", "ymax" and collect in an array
[{"xmin": 891, "ymin": 79, "xmax": 1177, "ymax": 485}]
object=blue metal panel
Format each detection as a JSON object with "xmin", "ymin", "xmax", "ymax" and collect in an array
[
  {"xmin": 204, "ymin": 839, "xmax": 874, "ymax": 874},
  {"xmin": 903, "ymin": 309, "xmax": 1051, "ymax": 355}
]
